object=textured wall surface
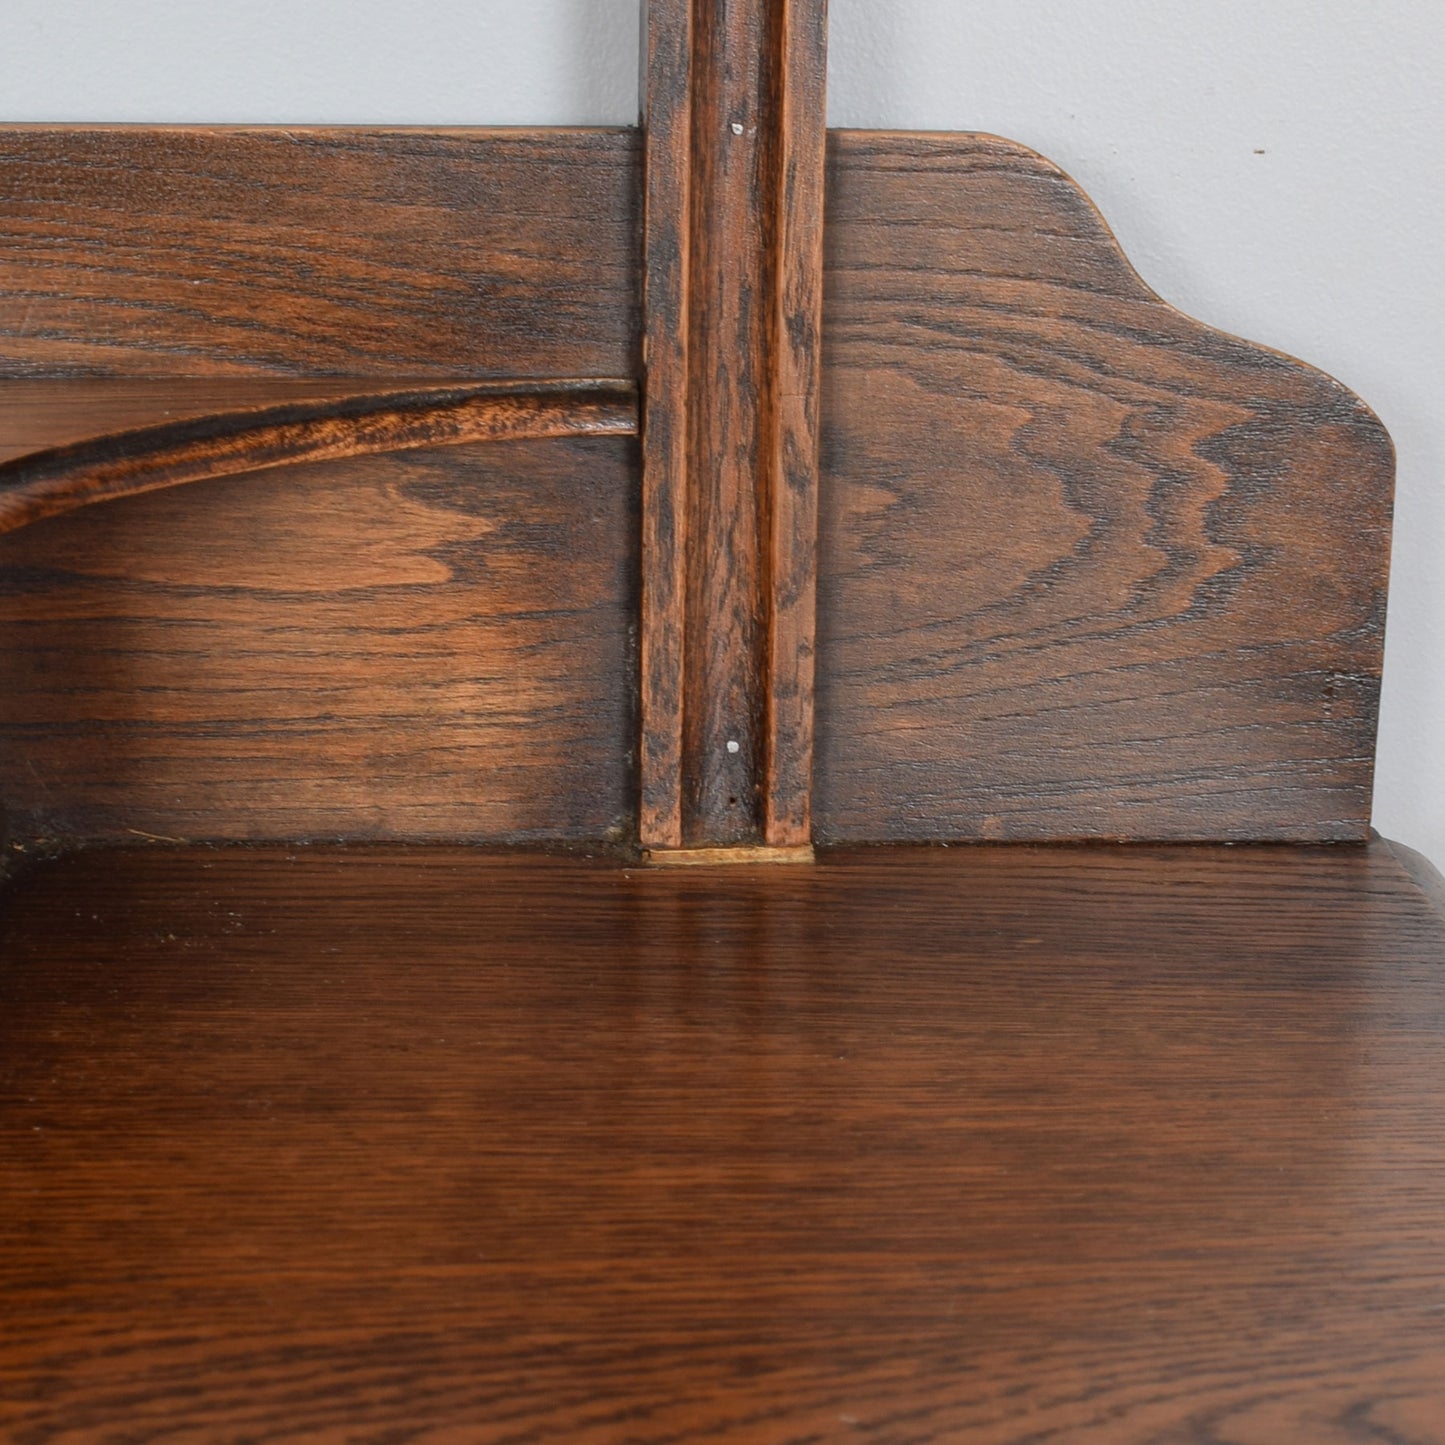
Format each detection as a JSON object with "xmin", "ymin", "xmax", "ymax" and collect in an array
[{"xmin": 1, "ymin": 0, "xmax": 1440, "ymax": 866}]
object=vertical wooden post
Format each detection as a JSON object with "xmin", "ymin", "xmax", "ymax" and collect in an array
[{"xmin": 640, "ymin": 0, "xmax": 828, "ymax": 858}]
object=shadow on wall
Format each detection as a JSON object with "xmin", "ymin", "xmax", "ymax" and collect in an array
[{"xmin": 557, "ymin": 0, "xmax": 642, "ymax": 121}]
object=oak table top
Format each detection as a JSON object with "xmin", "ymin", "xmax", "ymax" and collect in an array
[{"xmin": 2, "ymin": 841, "xmax": 1442, "ymax": 1443}]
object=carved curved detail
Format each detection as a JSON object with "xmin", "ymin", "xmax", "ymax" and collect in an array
[{"xmin": 0, "ymin": 378, "xmax": 638, "ymax": 537}]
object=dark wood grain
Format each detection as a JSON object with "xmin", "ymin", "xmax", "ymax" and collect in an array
[
  {"xmin": 1384, "ymin": 835, "xmax": 1445, "ymax": 920},
  {"xmin": 2, "ymin": 840, "xmax": 1443, "ymax": 1441},
  {"xmin": 0, "ymin": 127, "xmax": 646, "ymax": 853},
  {"xmin": 640, "ymin": 0, "xmax": 827, "ymax": 851},
  {"xmin": 762, "ymin": 0, "xmax": 829, "ymax": 848},
  {"xmin": 0, "ymin": 19, "xmax": 1427, "ymax": 1443},
  {"xmin": 816, "ymin": 132, "xmax": 1395, "ymax": 843},
  {"xmin": 0, "ymin": 435, "xmax": 639, "ymax": 851},
  {"xmin": 0, "ymin": 127, "xmax": 640, "ymax": 378},
  {"xmin": 0, "ymin": 378, "xmax": 418, "ymax": 464},
  {"xmin": 638, "ymin": 4, "xmax": 693, "ymax": 849},
  {"xmin": 1, "ymin": 124, "xmax": 1397, "ymax": 850},
  {"xmin": 0, "ymin": 378, "xmax": 637, "ymax": 534}
]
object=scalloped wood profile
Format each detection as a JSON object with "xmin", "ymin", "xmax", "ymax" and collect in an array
[
  {"xmin": 815, "ymin": 131, "xmax": 1395, "ymax": 844},
  {"xmin": 2, "ymin": 5, "xmax": 1439, "ymax": 1438},
  {"xmin": 0, "ymin": 378, "xmax": 637, "ymax": 535},
  {"xmin": 0, "ymin": 124, "xmax": 1397, "ymax": 852}
]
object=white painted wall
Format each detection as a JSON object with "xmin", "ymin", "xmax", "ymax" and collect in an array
[
  {"xmin": 2, "ymin": 0, "xmax": 1440, "ymax": 866},
  {"xmin": 830, "ymin": 1, "xmax": 1445, "ymax": 872}
]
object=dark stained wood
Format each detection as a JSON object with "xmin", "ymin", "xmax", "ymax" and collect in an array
[
  {"xmin": 640, "ymin": 0, "xmax": 827, "ymax": 852},
  {"xmin": 762, "ymin": 0, "xmax": 829, "ymax": 848},
  {"xmin": 816, "ymin": 132, "xmax": 1395, "ymax": 844},
  {"xmin": 0, "ymin": 435, "xmax": 639, "ymax": 851},
  {"xmin": 0, "ymin": 123, "xmax": 1397, "ymax": 851},
  {"xmin": 0, "ymin": 377, "xmax": 412, "ymax": 464},
  {"xmin": 0, "ymin": 127, "xmax": 647, "ymax": 853},
  {"xmin": 2, "ymin": 840, "xmax": 1443, "ymax": 1440},
  {"xmin": 0, "ymin": 378, "xmax": 637, "ymax": 534},
  {"xmin": 0, "ymin": 127, "xmax": 640, "ymax": 379},
  {"xmin": 1384, "ymin": 835, "xmax": 1445, "ymax": 919},
  {"xmin": 0, "ymin": 15, "xmax": 1429, "ymax": 1441},
  {"xmin": 638, "ymin": 4, "xmax": 693, "ymax": 849}
]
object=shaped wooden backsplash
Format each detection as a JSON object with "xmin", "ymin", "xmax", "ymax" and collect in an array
[
  {"xmin": 0, "ymin": 121, "xmax": 1393, "ymax": 854},
  {"xmin": 815, "ymin": 133, "xmax": 1393, "ymax": 843}
]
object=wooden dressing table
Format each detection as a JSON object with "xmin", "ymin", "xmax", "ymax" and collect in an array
[{"xmin": 1, "ymin": 4, "xmax": 1441, "ymax": 1440}]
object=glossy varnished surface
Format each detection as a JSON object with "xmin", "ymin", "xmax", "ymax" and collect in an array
[{"xmin": 2, "ymin": 842, "xmax": 1442, "ymax": 1441}]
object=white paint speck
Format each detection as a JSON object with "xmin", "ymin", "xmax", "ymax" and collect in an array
[
  {"xmin": 726, "ymin": 739, "xmax": 741, "ymax": 754},
  {"xmin": 730, "ymin": 122, "xmax": 744, "ymax": 136}
]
